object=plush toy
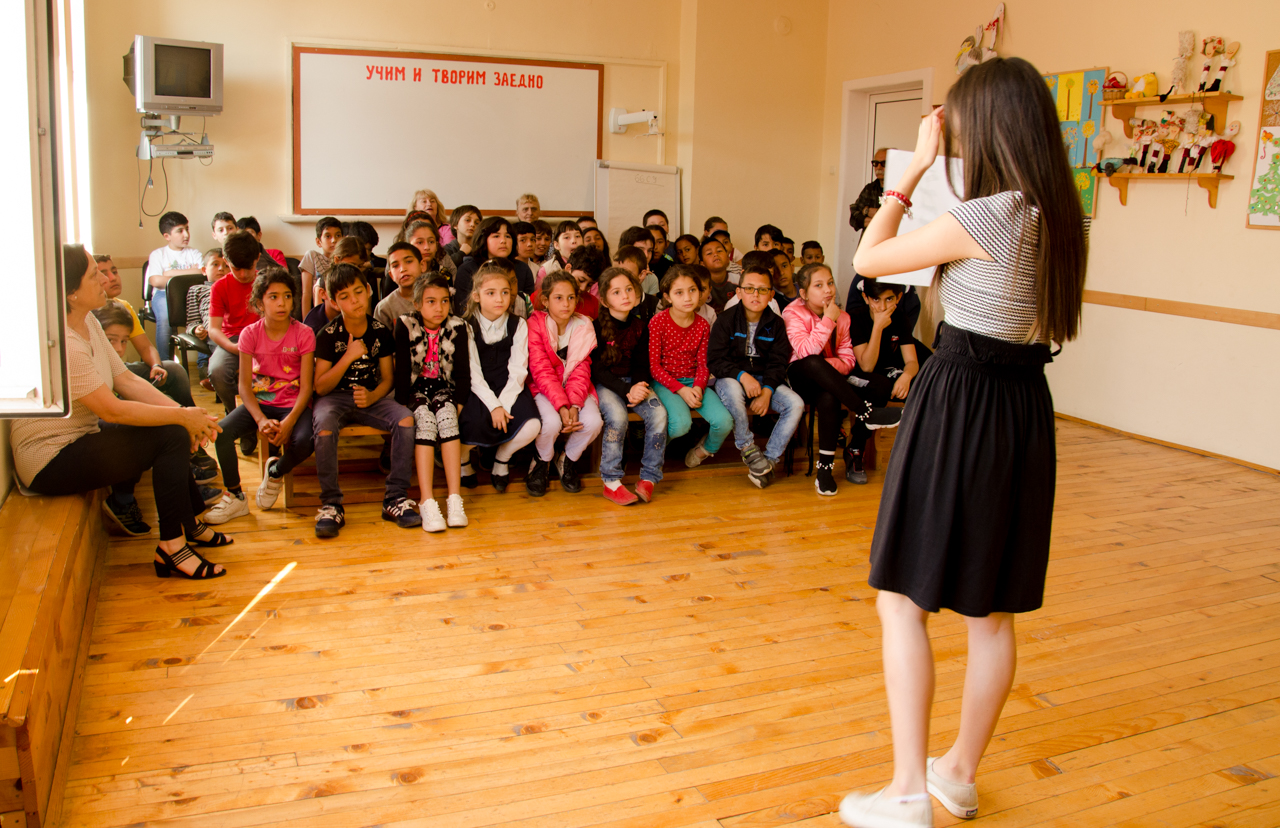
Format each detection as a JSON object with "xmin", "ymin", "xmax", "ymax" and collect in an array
[
  {"xmin": 1170, "ymin": 31, "xmax": 1195, "ymax": 95},
  {"xmin": 1188, "ymin": 120, "xmax": 1216, "ymax": 172},
  {"xmin": 1092, "ymin": 129, "xmax": 1112, "ymax": 167},
  {"xmin": 1207, "ymin": 42, "xmax": 1240, "ymax": 93},
  {"xmin": 1126, "ymin": 72, "xmax": 1159, "ymax": 99},
  {"xmin": 1209, "ymin": 120, "xmax": 1241, "ymax": 172},
  {"xmin": 1198, "ymin": 36, "xmax": 1225, "ymax": 92}
]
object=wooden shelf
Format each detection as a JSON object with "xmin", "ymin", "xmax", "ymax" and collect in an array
[
  {"xmin": 1102, "ymin": 92, "xmax": 1243, "ymax": 138},
  {"xmin": 1095, "ymin": 171, "xmax": 1234, "ymax": 208}
]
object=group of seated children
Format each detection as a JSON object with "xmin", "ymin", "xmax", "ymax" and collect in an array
[{"xmin": 124, "ymin": 197, "xmax": 917, "ymax": 540}]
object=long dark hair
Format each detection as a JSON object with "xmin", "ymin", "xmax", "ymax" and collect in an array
[
  {"xmin": 595, "ymin": 266, "xmax": 641, "ymax": 368},
  {"xmin": 470, "ymin": 216, "xmax": 514, "ymax": 261},
  {"xmin": 942, "ymin": 57, "xmax": 1087, "ymax": 344}
]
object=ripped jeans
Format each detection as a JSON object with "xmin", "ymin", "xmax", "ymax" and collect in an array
[{"xmin": 596, "ymin": 383, "xmax": 667, "ymax": 483}]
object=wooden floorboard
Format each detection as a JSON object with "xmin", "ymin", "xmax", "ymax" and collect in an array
[{"xmin": 56, "ymin": 407, "xmax": 1280, "ymax": 827}]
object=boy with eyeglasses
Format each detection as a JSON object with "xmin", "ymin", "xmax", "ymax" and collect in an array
[{"xmin": 706, "ymin": 264, "xmax": 803, "ymax": 488}]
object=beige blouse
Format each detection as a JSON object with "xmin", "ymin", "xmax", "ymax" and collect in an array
[{"xmin": 11, "ymin": 314, "xmax": 127, "ymax": 486}]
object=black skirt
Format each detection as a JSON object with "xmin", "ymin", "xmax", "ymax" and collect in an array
[{"xmin": 868, "ymin": 323, "xmax": 1056, "ymax": 616}]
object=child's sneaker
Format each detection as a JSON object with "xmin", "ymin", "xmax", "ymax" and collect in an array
[
  {"xmin": 560, "ymin": 455, "xmax": 584, "ymax": 493},
  {"xmin": 446, "ymin": 494, "xmax": 468, "ymax": 527},
  {"xmin": 256, "ymin": 458, "xmax": 284, "ymax": 509},
  {"xmin": 927, "ymin": 757, "xmax": 978, "ymax": 819},
  {"xmin": 602, "ymin": 482, "xmax": 639, "ymax": 506},
  {"xmin": 382, "ymin": 497, "xmax": 421, "ymax": 529},
  {"xmin": 526, "ymin": 458, "xmax": 550, "ymax": 497},
  {"xmin": 204, "ymin": 491, "xmax": 248, "ymax": 525},
  {"xmin": 420, "ymin": 498, "xmax": 446, "ymax": 533},
  {"xmin": 866, "ymin": 406, "xmax": 902, "ymax": 430},
  {"xmin": 315, "ymin": 504, "xmax": 345, "ymax": 538},
  {"xmin": 190, "ymin": 448, "xmax": 219, "ymax": 483},
  {"xmin": 200, "ymin": 485, "xmax": 225, "ymax": 506},
  {"xmin": 102, "ymin": 497, "xmax": 150, "ymax": 537},
  {"xmin": 741, "ymin": 445, "xmax": 773, "ymax": 488},
  {"xmin": 838, "ymin": 789, "xmax": 932, "ymax": 827},
  {"xmin": 815, "ymin": 456, "xmax": 838, "ymax": 496},
  {"xmin": 845, "ymin": 448, "xmax": 868, "ymax": 485},
  {"xmin": 685, "ymin": 436, "xmax": 711, "ymax": 467},
  {"xmin": 635, "ymin": 479, "xmax": 655, "ymax": 502}
]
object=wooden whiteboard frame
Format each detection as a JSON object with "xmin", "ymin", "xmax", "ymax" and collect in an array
[{"xmin": 291, "ymin": 45, "xmax": 604, "ymax": 217}]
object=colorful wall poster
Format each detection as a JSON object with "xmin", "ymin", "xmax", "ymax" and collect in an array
[
  {"xmin": 1246, "ymin": 49, "xmax": 1280, "ymax": 230},
  {"xmin": 1044, "ymin": 67, "xmax": 1108, "ymax": 215}
]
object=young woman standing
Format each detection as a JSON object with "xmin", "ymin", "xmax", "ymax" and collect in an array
[{"xmin": 840, "ymin": 57, "xmax": 1087, "ymax": 828}]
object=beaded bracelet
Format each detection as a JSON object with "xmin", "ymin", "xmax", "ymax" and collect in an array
[{"xmin": 880, "ymin": 190, "xmax": 914, "ymax": 218}]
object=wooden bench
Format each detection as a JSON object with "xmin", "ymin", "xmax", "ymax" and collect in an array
[
  {"xmin": 0, "ymin": 490, "xmax": 106, "ymax": 828},
  {"xmin": 262, "ymin": 425, "xmax": 389, "ymax": 509}
]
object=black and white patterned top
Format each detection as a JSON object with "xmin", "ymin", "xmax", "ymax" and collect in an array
[{"xmin": 940, "ymin": 191, "xmax": 1042, "ymax": 344}]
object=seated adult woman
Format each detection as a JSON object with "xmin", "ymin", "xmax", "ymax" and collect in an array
[{"xmin": 9, "ymin": 245, "xmax": 231, "ymax": 580}]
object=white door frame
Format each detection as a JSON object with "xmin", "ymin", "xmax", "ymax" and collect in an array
[{"xmin": 833, "ymin": 68, "xmax": 934, "ymax": 297}]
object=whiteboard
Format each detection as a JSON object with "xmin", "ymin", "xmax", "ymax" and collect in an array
[
  {"xmin": 293, "ymin": 46, "xmax": 602, "ymax": 216},
  {"xmin": 880, "ymin": 149, "xmax": 964, "ymax": 287},
  {"xmin": 593, "ymin": 160, "xmax": 681, "ymax": 252}
]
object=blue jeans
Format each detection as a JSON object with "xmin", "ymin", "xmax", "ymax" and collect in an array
[
  {"xmin": 313, "ymin": 390, "xmax": 413, "ymax": 506},
  {"xmin": 216, "ymin": 403, "xmax": 315, "ymax": 492},
  {"xmin": 150, "ymin": 288, "xmax": 172, "ymax": 360},
  {"xmin": 653, "ymin": 378, "xmax": 733, "ymax": 453},
  {"xmin": 597, "ymin": 383, "xmax": 667, "ymax": 483},
  {"xmin": 714, "ymin": 376, "xmax": 805, "ymax": 462}
]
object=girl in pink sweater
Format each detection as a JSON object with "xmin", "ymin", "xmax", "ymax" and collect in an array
[
  {"xmin": 526, "ymin": 271, "xmax": 602, "ymax": 497},
  {"xmin": 783, "ymin": 262, "xmax": 898, "ymax": 496}
]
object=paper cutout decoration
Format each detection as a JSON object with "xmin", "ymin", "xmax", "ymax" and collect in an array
[{"xmin": 1248, "ymin": 50, "xmax": 1280, "ymax": 230}]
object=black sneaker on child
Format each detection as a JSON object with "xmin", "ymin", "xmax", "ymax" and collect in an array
[
  {"xmin": 526, "ymin": 457, "xmax": 550, "ymax": 497},
  {"xmin": 741, "ymin": 445, "xmax": 774, "ymax": 489},
  {"xmin": 845, "ymin": 449, "xmax": 868, "ymax": 484},
  {"xmin": 560, "ymin": 455, "xmax": 584, "ymax": 493},
  {"xmin": 102, "ymin": 497, "xmax": 151, "ymax": 536},
  {"xmin": 200, "ymin": 484, "xmax": 224, "ymax": 506},
  {"xmin": 190, "ymin": 448, "xmax": 219, "ymax": 483},
  {"xmin": 815, "ymin": 456, "xmax": 838, "ymax": 497},
  {"xmin": 865, "ymin": 406, "xmax": 902, "ymax": 430},
  {"xmin": 315, "ymin": 504, "xmax": 345, "ymax": 538},
  {"xmin": 381, "ymin": 497, "xmax": 421, "ymax": 528}
]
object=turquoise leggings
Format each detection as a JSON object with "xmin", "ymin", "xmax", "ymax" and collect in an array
[{"xmin": 653, "ymin": 378, "xmax": 733, "ymax": 453}]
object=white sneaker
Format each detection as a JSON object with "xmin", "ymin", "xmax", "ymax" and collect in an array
[
  {"xmin": 256, "ymin": 458, "xmax": 283, "ymax": 509},
  {"xmin": 446, "ymin": 493, "xmax": 468, "ymax": 527},
  {"xmin": 838, "ymin": 788, "xmax": 932, "ymax": 828},
  {"xmin": 421, "ymin": 499, "xmax": 446, "ymax": 532},
  {"xmin": 204, "ymin": 491, "xmax": 249, "ymax": 525}
]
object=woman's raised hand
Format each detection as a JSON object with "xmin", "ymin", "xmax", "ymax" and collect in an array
[{"xmin": 909, "ymin": 106, "xmax": 945, "ymax": 174}]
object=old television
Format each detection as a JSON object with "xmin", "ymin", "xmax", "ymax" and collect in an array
[{"xmin": 123, "ymin": 35, "xmax": 223, "ymax": 115}]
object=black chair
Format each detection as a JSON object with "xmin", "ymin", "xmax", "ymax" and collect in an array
[
  {"xmin": 165, "ymin": 273, "xmax": 212, "ymax": 379},
  {"xmin": 139, "ymin": 260, "xmax": 155, "ymax": 324}
]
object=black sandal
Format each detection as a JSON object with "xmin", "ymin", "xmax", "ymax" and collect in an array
[
  {"xmin": 187, "ymin": 520, "xmax": 234, "ymax": 548},
  {"xmin": 154, "ymin": 544, "xmax": 227, "ymax": 579}
]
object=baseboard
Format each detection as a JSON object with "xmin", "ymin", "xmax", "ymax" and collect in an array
[{"xmin": 1054, "ymin": 413, "xmax": 1279, "ymax": 476}]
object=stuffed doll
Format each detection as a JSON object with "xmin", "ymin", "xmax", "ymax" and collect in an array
[
  {"xmin": 1197, "ymin": 37, "xmax": 1224, "ymax": 93},
  {"xmin": 1188, "ymin": 120, "xmax": 1217, "ymax": 172},
  {"xmin": 1126, "ymin": 72, "xmax": 1159, "ymax": 99},
  {"xmin": 1210, "ymin": 121, "xmax": 1241, "ymax": 172},
  {"xmin": 1207, "ymin": 42, "xmax": 1240, "ymax": 93}
]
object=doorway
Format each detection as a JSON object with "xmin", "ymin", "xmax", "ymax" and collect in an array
[{"xmin": 833, "ymin": 69, "xmax": 933, "ymax": 300}]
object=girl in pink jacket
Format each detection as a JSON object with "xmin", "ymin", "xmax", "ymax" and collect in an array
[
  {"xmin": 526, "ymin": 271, "xmax": 602, "ymax": 497},
  {"xmin": 783, "ymin": 263, "xmax": 899, "ymax": 496}
]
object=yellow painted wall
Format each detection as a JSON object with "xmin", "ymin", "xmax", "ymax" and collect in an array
[{"xmin": 817, "ymin": 0, "xmax": 1280, "ymax": 469}]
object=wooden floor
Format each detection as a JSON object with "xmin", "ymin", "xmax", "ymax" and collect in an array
[{"xmin": 57, "ymin": 418, "xmax": 1280, "ymax": 827}]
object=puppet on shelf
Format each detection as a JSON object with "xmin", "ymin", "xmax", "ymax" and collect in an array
[
  {"xmin": 1167, "ymin": 31, "xmax": 1195, "ymax": 97},
  {"xmin": 1207, "ymin": 42, "xmax": 1240, "ymax": 93},
  {"xmin": 1129, "ymin": 118, "xmax": 1157, "ymax": 169},
  {"xmin": 1209, "ymin": 121, "xmax": 1241, "ymax": 172},
  {"xmin": 1188, "ymin": 118, "xmax": 1217, "ymax": 172},
  {"xmin": 1197, "ymin": 37, "xmax": 1225, "ymax": 93},
  {"xmin": 1126, "ymin": 72, "xmax": 1159, "ymax": 100}
]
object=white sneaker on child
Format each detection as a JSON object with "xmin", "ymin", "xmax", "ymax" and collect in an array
[
  {"xmin": 838, "ymin": 789, "xmax": 932, "ymax": 828},
  {"xmin": 256, "ymin": 458, "xmax": 283, "ymax": 509},
  {"xmin": 420, "ymin": 499, "xmax": 446, "ymax": 533},
  {"xmin": 446, "ymin": 494, "xmax": 468, "ymax": 528},
  {"xmin": 204, "ymin": 492, "xmax": 249, "ymax": 525}
]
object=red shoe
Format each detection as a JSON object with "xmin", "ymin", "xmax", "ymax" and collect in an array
[
  {"xmin": 634, "ymin": 480, "xmax": 655, "ymax": 502},
  {"xmin": 602, "ymin": 484, "xmax": 639, "ymax": 506}
]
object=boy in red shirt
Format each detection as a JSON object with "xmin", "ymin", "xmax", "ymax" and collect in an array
[{"xmin": 208, "ymin": 231, "xmax": 263, "ymax": 453}]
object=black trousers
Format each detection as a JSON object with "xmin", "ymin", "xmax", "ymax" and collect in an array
[
  {"xmin": 29, "ymin": 422, "xmax": 204, "ymax": 541},
  {"xmin": 786, "ymin": 355, "xmax": 870, "ymax": 454}
]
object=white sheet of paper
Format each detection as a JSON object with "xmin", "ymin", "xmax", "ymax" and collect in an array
[{"xmin": 871, "ymin": 150, "xmax": 965, "ymax": 287}]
